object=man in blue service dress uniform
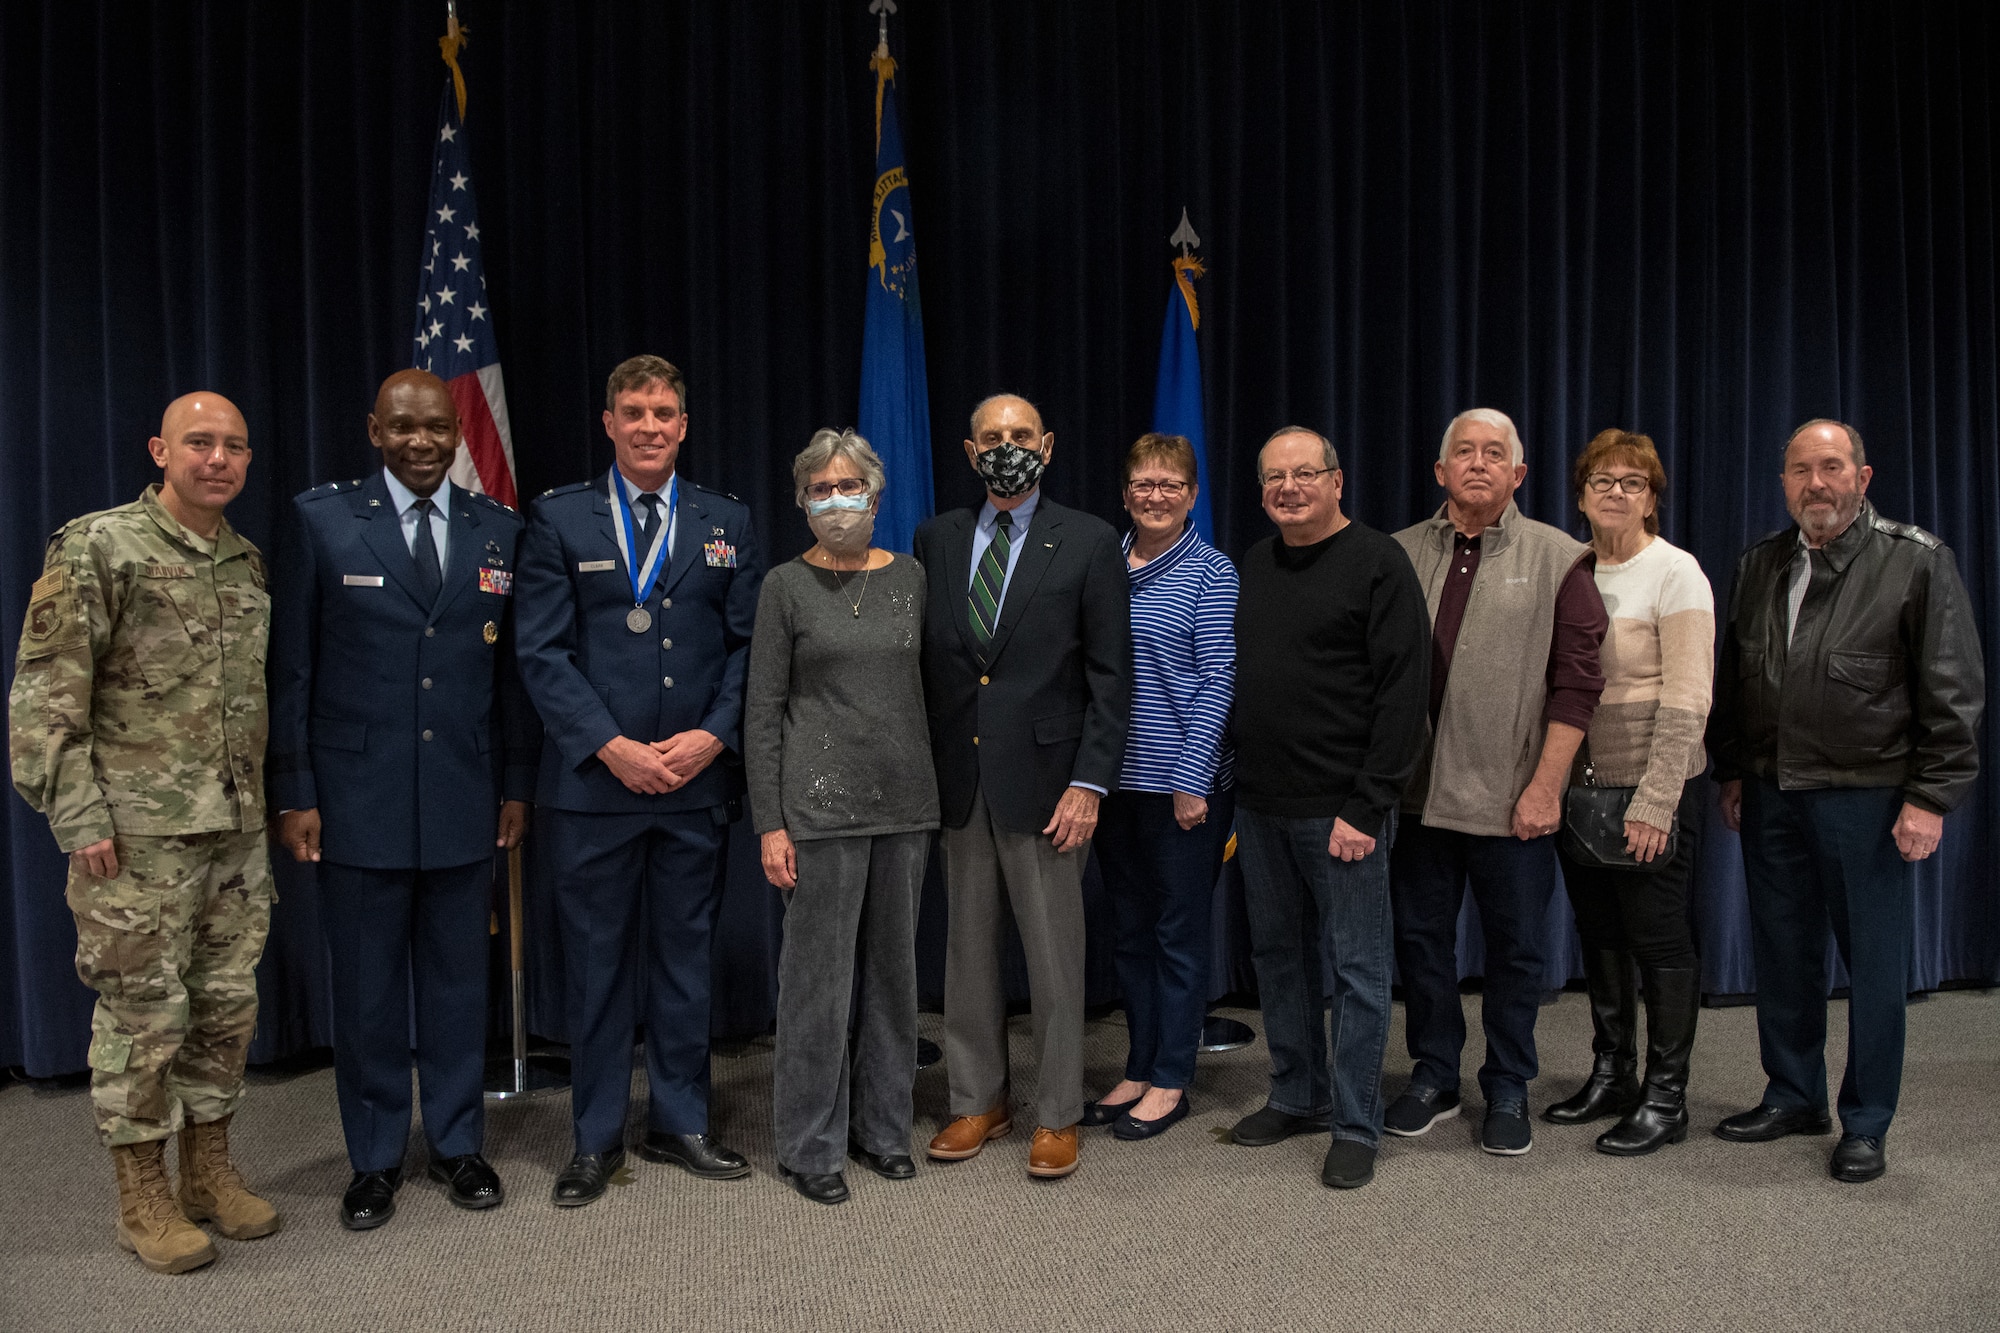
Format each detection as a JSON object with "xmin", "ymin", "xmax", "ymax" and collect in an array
[
  {"xmin": 268, "ymin": 369, "xmax": 538, "ymax": 1231},
  {"xmin": 514, "ymin": 355, "xmax": 765, "ymax": 1207}
]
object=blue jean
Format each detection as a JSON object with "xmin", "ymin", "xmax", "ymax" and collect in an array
[
  {"xmin": 1739, "ymin": 780, "xmax": 1913, "ymax": 1139},
  {"xmin": 1237, "ymin": 808, "xmax": 1396, "ymax": 1147},
  {"xmin": 1097, "ymin": 790, "xmax": 1235, "ymax": 1090},
  {"xmin": 1391, "ymin": 822, "xmax": 1557, "ymax": 1105}
]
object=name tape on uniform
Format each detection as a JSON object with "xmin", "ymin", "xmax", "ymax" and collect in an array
[
  {"xmin": 578, "ymin": 560, "xmax": 617, "ymax": 572},
  {"xmin": 342, "ymin": 574, "xmax": 385, "ymax": 587}
]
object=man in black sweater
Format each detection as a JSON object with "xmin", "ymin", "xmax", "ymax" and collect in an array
[{"xmin": 1227, "ymin": 427, "xmax": 1432, "ymax": 1189}]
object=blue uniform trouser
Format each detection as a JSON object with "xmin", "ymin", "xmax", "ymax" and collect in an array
[
  {"xmin": 321, "ymin": 859, "xmax": 491, "ymax": 1172},
  {"xmin": 1740, "ymin": 780, "xmax": 1913, "ymax": 1139},
  {"xmin": 546, "ymin": 806, "xmax": 728, "ymax": 1155}
]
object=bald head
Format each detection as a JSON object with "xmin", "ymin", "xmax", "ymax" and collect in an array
[
  {"xmin": 149, "ymin": 391, "xmax": 251, "ymax": 537},
  {"xmin": 969, "ymin": 393, "xmax": 1043, "ymax": 439},
  {"xmin": 369, "ymin": 369, "xmax": 459, "ymax": 496},
  {"xmin": 160, "ymin": 391, "xmax": 248, "ymax": 444},
  {"xmin": 964, "ymin": 393, "xmax": 1055, "ymax": 506}
]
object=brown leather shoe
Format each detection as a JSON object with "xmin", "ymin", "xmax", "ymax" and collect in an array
[
  {"xmin": 926, "ymin": 1107, "xmax": 1013, "ymax": 1161},
  {"xmin": 1027, "ymin": 1125, "xmax": 1079, "ymax": 1179}
]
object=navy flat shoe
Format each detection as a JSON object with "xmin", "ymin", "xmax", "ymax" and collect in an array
[
  {"xmin": 1081, "ymin": 1095, "xmax": 1143, "ymax": 1127},
  {"xmin": 1112, "ymin": 1094, "xmax": 1190, "ymax": 1141}
]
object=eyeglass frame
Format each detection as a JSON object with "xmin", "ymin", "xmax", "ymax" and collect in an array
[
  {"xmin": 1259, "ymin": 465, "xmax": 1338, "ymax": 489},
  {"xmin": 804, "ymin": 477, "xmax": 871, "ymax": 501},
  {"xmin": 1126, "ymin": 477, "xmax": 1193, "ymax": 499},
  {"xmin": 1584, "ymin": 473, "xmax": 1652, "ymax": 495}
]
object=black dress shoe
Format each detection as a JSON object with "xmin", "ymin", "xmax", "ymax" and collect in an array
[
  {"xmin": 1112, "ymin": 1093, "xmax": 1190, "ymax": 1141},
  {"xmin": 847, "ymin": 1143, "xmax": 916, "ymax": 1180},
  {"xmin": 551, "ymin": 1150, "xmax": 625, "ymax": 1208},
  {"xmin": 1081, "ymin": 1095, "xmax": 1143, "ymax": 1127},
  {"xmin": 1229, "ymin": 1105, "xmax": 1330, "ymax": 1147},
  {"xmin": 778, "ymin": 1164, "xmax": 849, "ymax": 1205},
  {"xmin": 636, "ymin": 1131, "xmax": 751, "ymax": 1180},
  {"xmin": 427, "ymin": 1152, "xmax": 504, "ymax": 1210},
  {"xmin": 340, "ymin": 1169, "xmax": 401, "ymax": 1231},
  {"xmin": 1830, "ymin": 1134, "xmax": 1886, "ymax": 1183},
  {"xmin": 1713, "ymin": 1104, "xmax": 1833, "ymax": 1142}
]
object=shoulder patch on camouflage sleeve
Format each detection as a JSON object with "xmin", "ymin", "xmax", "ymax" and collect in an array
[
  {"xmin": 31, "ymin": 566, "xmax": 68, "ymax": 600},
  {"xmin": 20, "ymin": 569, "xmax": 83, "ymax": 657}
]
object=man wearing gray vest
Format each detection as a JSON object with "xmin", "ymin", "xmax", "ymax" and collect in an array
[{"xmin": 1388, "ymin": 409, "xmax": 1608, "ymax": 1156}]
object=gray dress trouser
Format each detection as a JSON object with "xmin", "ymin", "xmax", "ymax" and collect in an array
[{"xmin": 773, "ymin": 830, "xmax": 930, "ymax": 1175}]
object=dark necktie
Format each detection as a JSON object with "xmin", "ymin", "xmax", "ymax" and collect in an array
[
  {"xmin": 969, "ymin": 510, "xmax": 1013, "ymax": 650},
  {"xmin": 411, "ymin": 497, "xmax": 442, "ymax": 607},
  {"xmin": 636, "ymin": 491, "xmax": 663, "ymax": 535}
]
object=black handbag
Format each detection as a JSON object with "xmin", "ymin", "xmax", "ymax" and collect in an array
[{"xmin": 1560, "ymin": 745, "xmax": 1677, "ymax": 872}]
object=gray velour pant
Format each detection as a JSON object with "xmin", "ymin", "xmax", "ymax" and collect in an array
[
  {"xmin": 941, "ymin": 785, "xmax": 1089, "ymax": 1131},
  {"xmin": 773, "ymin": 831, "xmax": 929, "ymax": 1175}
]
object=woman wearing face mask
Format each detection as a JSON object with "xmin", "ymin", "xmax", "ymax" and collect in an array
[
  {"xmin": 1084, "ymin": 433, "xmax": 1238, "ymax": 1141},
  {"xmin": 743, "ymin": 428, "xmax": 939, "ymax": 1205}
]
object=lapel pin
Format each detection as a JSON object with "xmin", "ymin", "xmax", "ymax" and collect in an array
[{"xmin": 368, "ymin": 499, "xmax": 381, "ymax": 507}]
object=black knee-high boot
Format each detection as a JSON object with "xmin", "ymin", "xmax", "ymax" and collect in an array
[
  {"xmin": 1597, "ymin": 966, "xmax": 1699, "ymax": 1155},
  {"xmin": 1544, "ymin": 949, "xmax": 1641, "ymax": 1124}
]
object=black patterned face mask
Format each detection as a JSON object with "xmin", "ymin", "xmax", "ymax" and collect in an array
[{"xmin": 973, "ymin": 441, "xmax": 1046, "ymax": 498}]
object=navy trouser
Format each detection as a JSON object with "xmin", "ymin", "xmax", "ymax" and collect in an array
[
  {"xmin": 1739, "ymin": 781, "xmax": 1913, "ymax": 1139},
  {"xmin": 1097, "ymin": 790, "xmax": 1235, "ymax": 1091},
  {"xmin": 546, "ymin": 806, "xmax": 728, "ymax": 1155},
  {"xmin": 1238, "ymin": 808, "xmax": 1396, "ymax": 1146},
  {"xmin": 1391, "ymin": 822, "xmax": 1558, "ymax": 1105},
  {"xmin": 320, "ymin": 860, "xmax": 490, "ymax": 1172}
]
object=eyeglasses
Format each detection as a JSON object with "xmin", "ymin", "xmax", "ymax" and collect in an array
[
  {"xmin": 1585, "ymin": 474, "xmax": 1651, "ymax": 495},
  {"xmin": 1260, "ymin": 466, "xmax": 1336, "ymax": 489},
  {"xmin": 1127, "ymin": 479, "xmax": 1190, "ymax": 499},
  {"xmin": 805, "ymin": 478, "xmax": 870, "ymax": 501}
]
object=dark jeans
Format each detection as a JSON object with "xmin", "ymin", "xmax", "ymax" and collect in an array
[
  {"xmin": 1391, "ymin": 822, "xmax": 1558, "ymax": 1104},
  {"xmin": 1556, "ymin": 783, "xmax": 1701, "ymax": 969},
  {"xmin": 1237, "ymin": 807, "xmax": 1396, "ymax": 1147},
  {"xmin": 1740, "ymin": 780, "xmax": 1913, "ymax": 1139},
  {"xmin": 1097, "ymin": 789, "xmax": 1235, "ymax": 1090},
  {"xmin": 773, "ymin": 831, "xmax": 928, "ymax": 1175}
]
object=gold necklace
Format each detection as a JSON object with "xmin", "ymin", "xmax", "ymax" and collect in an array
[{"xmin": 815, "ymin": 547, "xmax": 873, "ymax": 617}]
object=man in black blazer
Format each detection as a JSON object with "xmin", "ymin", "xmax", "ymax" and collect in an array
[
  {"xmin": 914, "ymin": 393, "xmax": 1130, "ymax": 1179},
  {"xmin": 268, "ymin": 369, "xmax": 537, "ymax": 1230}
]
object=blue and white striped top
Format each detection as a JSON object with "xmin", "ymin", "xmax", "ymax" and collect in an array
[{"xmin": 1117, "ymin": 522, "xmax": 1237, "ymax": 795}]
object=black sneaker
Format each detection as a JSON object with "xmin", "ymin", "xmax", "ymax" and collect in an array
[
  {"xmin": 1382, "ymin": 1086, "xmax": 1461, "ymax": 1137},
  {"xmin": 1481, "ymin": 1100, "xmax": 1533, "ymax": 1155},
  {"xmin": 1228, "ymin": 1105, "xmax": 1330, "ymax": 1147},
  {"xmin": 1321, "ymin": 1139, "xmax": 1377, "ymax": 1190}
]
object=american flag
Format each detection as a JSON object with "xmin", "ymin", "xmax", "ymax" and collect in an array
[{"xmin": 412, "ymin": 87, "xmax": 517, "ymax": 507}]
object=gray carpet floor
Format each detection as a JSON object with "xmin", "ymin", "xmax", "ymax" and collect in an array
[{"xmin": 2, "ymin": 990, "xmax": 1996, "ymax": 1333}]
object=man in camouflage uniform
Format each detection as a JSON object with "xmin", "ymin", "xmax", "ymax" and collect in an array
[{"xmin": 9, "ymin": 391, "xmax": 282, "ymax": 1274}]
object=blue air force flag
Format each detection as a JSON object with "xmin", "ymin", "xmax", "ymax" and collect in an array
[{"xmin": 1152, "ymin": 211, "xmax": 1213, "ymax": 541}]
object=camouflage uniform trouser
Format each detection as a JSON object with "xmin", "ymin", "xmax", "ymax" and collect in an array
[{"xmin": 68, "ymin": 828, "xmax": 274, "ymax": 1146}]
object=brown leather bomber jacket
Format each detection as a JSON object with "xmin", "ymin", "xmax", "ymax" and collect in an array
[{"xmin": 1709, "ymin": 500, "xmax": 1984, "ymax": 813}]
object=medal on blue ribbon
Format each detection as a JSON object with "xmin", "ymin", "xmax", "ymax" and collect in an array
[{"xmin": 609, "ymin": 472, "xmax": 676, "ymax": 633}]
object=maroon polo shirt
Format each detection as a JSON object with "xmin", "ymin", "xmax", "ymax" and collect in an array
[{"xmin": 1428, "ymin": 530, "xmax": 1606, "ymax": 731}]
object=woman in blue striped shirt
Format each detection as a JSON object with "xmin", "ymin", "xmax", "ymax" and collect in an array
[{"xmin": 1084, "ymin": 434, "xmax": 1239, "ymax": 1140}]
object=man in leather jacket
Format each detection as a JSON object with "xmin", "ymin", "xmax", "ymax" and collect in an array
[{"xmin": 1709, "ymin": 418, "xmax": 1983, "ymax": 1184}]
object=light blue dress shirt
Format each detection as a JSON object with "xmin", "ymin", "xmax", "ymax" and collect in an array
[
  {"xmin": 382, "ymin": 470, "xmax": 451, "ymax": 571},
  {"xmin": 968, "ymin": 488, "xmax": 1040, "ymax": 602},
  {"xmin": 618, "ymin": 470, "xmax": 678, "ymax": 559}
]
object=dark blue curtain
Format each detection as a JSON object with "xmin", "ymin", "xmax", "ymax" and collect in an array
[{"xmin": 4, "ymin": 1, "xmax": 1995, "ymax": 1077}]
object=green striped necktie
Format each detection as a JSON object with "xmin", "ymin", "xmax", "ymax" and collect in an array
[{"xmin": 969, "ymin": 509, "xmax": 1013, "ymax": 650}]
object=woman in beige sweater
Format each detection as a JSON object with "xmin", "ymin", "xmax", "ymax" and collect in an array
[{"xmin": 1545, "ymin": 429, "xmax": 1715, "ymax": 1156}]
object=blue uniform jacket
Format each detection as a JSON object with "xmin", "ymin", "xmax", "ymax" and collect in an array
[
  {"xmin": 514, "ymin": 469, "xmax": 763, "ymax": 814},
  {"xmin": 266, "ymin": 472, "xmax": 540, "ymax": 870}
]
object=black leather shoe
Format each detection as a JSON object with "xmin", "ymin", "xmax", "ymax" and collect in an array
[
  {"xmin": 339, "ymin": 1168, "xmax": 400, "ymax": 1231},
  {"xmin": 427, "ymin": 1152, "xmax": 504, "ymax": 1210},
  {"xmin": 636, "ymin": 1131, "xmax": 751, "ymax": 1180},
  {"xmin": 848, "ymin": 1143, "xmax": 916, "ymax": 1180},
  {"xmin": 1713, "ymin": 1104, "xmax": 1833, "ymax": 1142},
  {"xmin": 1228, "ymin": 1105, "xmax": 1330, "ymax": 1147},
  {"xmin": 1081, "ymin": 1094, "xmax": 1143, "ymax": 1127},
  {"xmin": 778, "ymin": 1164, "xmax": 849, "ymax": 1205},
  {"xmin": 551, "ymin": 1150, "xmax": 625, "ymax": 1208},
  {"xmin": 1830, "ymin": 1134, "xmax": 1886, "ymax": 1183},
  {"xmin": 1112, "ymin": 1093, "xmax": 1190, "ymax": 1141}
]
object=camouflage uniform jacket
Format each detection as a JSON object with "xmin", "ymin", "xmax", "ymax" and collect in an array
[{"xmin": 9, "ymin": 484, "xmax": 271, "ymax": 852}]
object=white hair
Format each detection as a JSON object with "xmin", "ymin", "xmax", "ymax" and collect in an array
[{"xmin": 1439, "ymin": 408, "xmax": 1524, "ymax": 466}]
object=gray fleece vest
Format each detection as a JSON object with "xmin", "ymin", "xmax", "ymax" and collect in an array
[{"xmin": 1394, "ymin": 501, "xmax": 1587, "ymax": 837}]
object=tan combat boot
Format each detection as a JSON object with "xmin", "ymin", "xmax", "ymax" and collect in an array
[
  {"xmin": 176, "ymin": 1114, "xmax": 281, "ymax": 1240},
  {"xmin": 112, "ymin": 1140, "xmax": 217, "ymax": 1274}
]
